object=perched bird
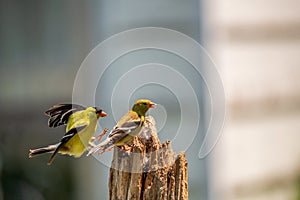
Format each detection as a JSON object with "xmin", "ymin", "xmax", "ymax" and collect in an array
[
  {"xmin": 29, "ymin": 104, "xmax": 107, "ymax": 165},
  {"xmin": 87, "ymin": 99, "xmax": 156, "ymax": 155}
]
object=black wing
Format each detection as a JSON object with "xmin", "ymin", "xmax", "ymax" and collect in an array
[
  {"xmin": 47, "ymin": 124, "xmax": 86, "ymax": 165},
  {"xmin": 45, "ymin": 103, "xmax": 86, "ymax": 128}
]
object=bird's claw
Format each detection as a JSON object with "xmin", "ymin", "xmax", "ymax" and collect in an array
[
  {"xmin": 91, "ymin": 128, "xmax": 108, "ymax": 143},
  {"xmin": 86, "ymin": 145, "xmax": 114, "ymax": 156}
]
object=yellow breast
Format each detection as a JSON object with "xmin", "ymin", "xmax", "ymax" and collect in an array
[{"xmin": 60, "ymin": 111, "xmax": 98, "ymax": 157}]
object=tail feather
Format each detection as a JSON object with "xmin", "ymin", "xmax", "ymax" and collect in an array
[
  {"xmin": 47, "ymin": 143, "xmax": 62, "ymax": 165},
  {"xmin": 29, "ymin": 144, "xmax": 58, "ymax": 158}
]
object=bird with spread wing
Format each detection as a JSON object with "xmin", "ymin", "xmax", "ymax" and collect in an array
[{"xmin": 29, "ymin": 104, "xmax": 107, "ymax": 165}]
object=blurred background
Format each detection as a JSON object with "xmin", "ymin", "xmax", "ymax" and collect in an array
[
  {"xmin": 204, "ymin": 0, "xmax": 300, "ymax": 200},
  {"xmin": 1, "ymin": 0, "xmax": 300, "ymax": 200}
]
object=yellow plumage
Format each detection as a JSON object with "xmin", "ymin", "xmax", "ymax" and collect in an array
[
  {"xmin": 29, "ymin": 104, "xmax": 107, "ymax": 165},
  {"xmin": 88, "ymin": 99, "xmax": 155, "ymax": 155},
  {"xmin": 59, "ymin": 107, "xmax": 98, "ymax": 157}
]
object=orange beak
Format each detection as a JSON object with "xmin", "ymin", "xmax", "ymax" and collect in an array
[
  {"xmin": 149, "ymin": 102, "xmax": 157, "ymax": 108},
  {"xmin": 100, "ymin": 111, "xmax": 108, "ymax": 117}
]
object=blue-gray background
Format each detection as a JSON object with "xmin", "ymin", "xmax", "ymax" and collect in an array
[{"xmin": 0, "ymin": 1, "xmax": 209, "ymax": 200}]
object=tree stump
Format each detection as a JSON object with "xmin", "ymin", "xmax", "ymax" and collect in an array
[{"xmin": 109, "ymin": 116, "xmax": 188, "ymax": 200}]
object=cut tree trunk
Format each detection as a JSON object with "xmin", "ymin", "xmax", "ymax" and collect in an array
[{"xmin": 109, "ymin": 116, "xmax": 188, "ymax": 200}]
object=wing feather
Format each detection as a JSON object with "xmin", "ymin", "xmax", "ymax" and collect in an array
[
  {"xmin": 108, "ymin": 120, "xmax": 141, "ymax": 139},
  {"xmin": 47, "ymin": 124, "xmax": 87, "ymax": 165},
  {"xmin": 45, "ymin": 103, "xmax": 86, "ymax": 128}
]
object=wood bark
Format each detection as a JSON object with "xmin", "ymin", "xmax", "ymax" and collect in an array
[{"xmin": 109, "ymin": 116, "xmax": 188, "ymax": 200}]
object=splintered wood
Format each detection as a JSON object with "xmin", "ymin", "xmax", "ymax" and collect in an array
[{"xmin": 109, "ymin": 116, "xmax": 188, "ymax": 200}]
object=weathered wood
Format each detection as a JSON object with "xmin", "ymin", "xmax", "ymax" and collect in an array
[{"xmin": 109, "ymin": 116, "xmax": 188, "ymax": 200}]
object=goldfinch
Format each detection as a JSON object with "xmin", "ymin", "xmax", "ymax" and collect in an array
[
  {"xmin": 88, "ymin": 99, "xmax": 156, "ymax": 155},
  {"xmin": 29, "ymin": 104, "xmax": 107, "ymax": 165}
]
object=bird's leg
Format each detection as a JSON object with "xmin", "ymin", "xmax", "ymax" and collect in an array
[
  {"xmin": 86, "ymin": 145, "xmax": 114, "ymax": 156},
  {"xmin": 98, "ymin": 146, "xmax": 114, "ymax": 154},
  {"xmin": 88, "ymin": 128, "xmax": 108, "ymax": 149},
  {"xmin": 91, "ymin": 128, "xmax": 108, "ymax": 143}
]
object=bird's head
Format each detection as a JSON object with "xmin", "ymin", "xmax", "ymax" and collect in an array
[
  {"xmin": 132, "ymin": 99, "xmax": 156, "ymax": 116},
  {"xmin": 93, "ymin": 107, "xmax": 108, "ymax": 119}
]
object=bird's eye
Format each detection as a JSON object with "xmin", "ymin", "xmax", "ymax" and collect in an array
[{"xmin": 142, "ymin": 102, "xmax": 147, "ymax": 105}]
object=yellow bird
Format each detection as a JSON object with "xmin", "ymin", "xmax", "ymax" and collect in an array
[
  {"xmin": 88, "ymin": 99, "xmax": 156, "ymax": 155},
  {"xmin": 29, "ymin": 104, "xmax": 107, "ymax": 165}
]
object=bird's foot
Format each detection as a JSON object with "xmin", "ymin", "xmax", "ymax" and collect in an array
[
  {"xmin": 91, "ymin": 128, "xmax": 108, "ymax": 143},
  {"xmin": 86, "ymin": 145, "xmax": 114, "ymax": 156}
]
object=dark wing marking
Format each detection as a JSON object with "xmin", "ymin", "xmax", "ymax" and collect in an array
[
  {"xmin": 45, "ymin": 103, "xmax": 86, "ymax": 128},
  {"xmin": 108, "ymin": 120, "xmax": 141, "ymax": 139},
  {"xmin": 93, "ymin": 120, "xmax": 142, "ymax": 151},
  {"xmin": 47, "ymin": 124, "xmax": 87, "ymax": 165}
]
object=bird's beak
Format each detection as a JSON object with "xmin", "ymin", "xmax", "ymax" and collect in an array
[
  {"xmin": 100, "ymin": 111, "xmax": 108, "ymax": 117},
  {"xmin": 149, "ymin": 102, "xmax": 157, "ymax": 108}
]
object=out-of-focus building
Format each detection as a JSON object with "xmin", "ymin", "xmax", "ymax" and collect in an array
[{"xmin": 203, "ymin": 0, "xmax": 300, "ymax": 199}]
